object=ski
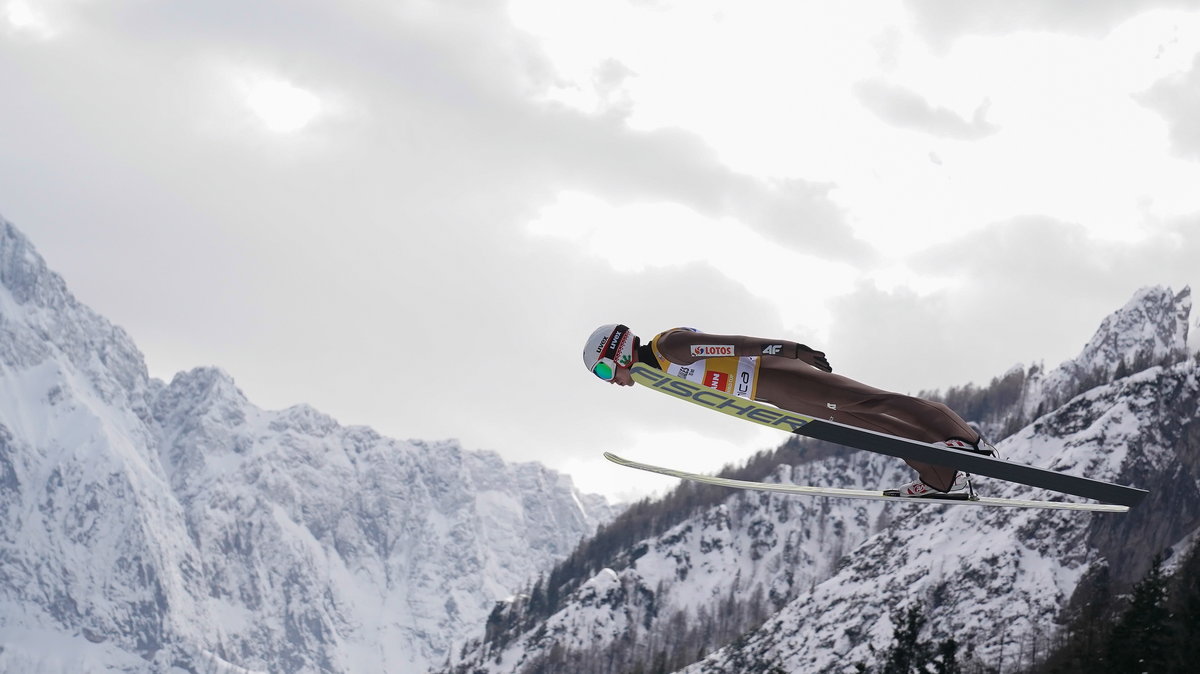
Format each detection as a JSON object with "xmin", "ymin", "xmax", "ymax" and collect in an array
[
  {"xmin": 629, "ymin": 363, "xmax": 1147, "ymax": 507},
  {"xmin": 604, "ymin": 452, "xmax": 1129, "ymax": 512}
]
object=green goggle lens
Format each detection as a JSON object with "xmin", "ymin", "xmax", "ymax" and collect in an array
[{"xmin": 592, "ymin": 360, "xmax": 616, "ymax": 381}]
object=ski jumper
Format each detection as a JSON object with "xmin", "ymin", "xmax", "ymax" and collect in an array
[{"xmin": 642, "ymin": 328, "xmax": 978, "ymax": 492}]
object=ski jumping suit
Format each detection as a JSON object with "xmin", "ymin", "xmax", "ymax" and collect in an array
[{"xmin": 639, "ymin": 328, "xmax": 977, "ymax": 491}]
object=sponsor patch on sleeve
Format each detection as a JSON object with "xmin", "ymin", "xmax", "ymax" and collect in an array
[{"xmin": 690, "ymin": 345, "xmax": 736, "ymax": 357}]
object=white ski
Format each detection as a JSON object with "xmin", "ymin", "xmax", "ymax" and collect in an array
[{"xmin": 603, "ymin": 452, "xmax": 1129, "ymax": 513}]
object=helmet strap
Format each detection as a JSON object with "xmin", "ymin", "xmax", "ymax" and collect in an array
[{"xmin": 603, "ymin": 325, "xmax": 634, "ymax": 370}]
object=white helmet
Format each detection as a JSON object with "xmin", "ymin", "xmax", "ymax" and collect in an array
[{"xmin": 582, "ymin": 324, "xmax": 634, "ymax": 380}]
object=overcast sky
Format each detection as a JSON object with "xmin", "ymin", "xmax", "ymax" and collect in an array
[{"xmin": 3, "ymin": 0, "xmax": 1200, "ymax": 502}]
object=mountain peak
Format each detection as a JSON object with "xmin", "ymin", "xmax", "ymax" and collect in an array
[
  {"xmin": 1068, "ymin": 285, "xmax": 1191, "ymax": 378},
  {"xmin": 1011, "ymin": 285, "xmax": 1193, "ymax": 425},
  {"xmin": 1, "ymin": 217, "xmax": 151, "ymax": 414},
  {"xmin": 164, "ymin": 366, "xmax": 245, "ymax": 402},
  {"xmin": 152, "ymin": 367, "xmax": 252, "ymax": 442},
  {"xmin": 270, "ymin": 403, "xmax": 339, "ymax": 436},
  {"xmin": 0, "ymin": 218, "xmax": 87, "ymax": 317}
]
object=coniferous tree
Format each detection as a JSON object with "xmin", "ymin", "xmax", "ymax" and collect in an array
[
  {"xmin": 1030, "ymin": 551, "xmax": 1193, "ymax": 674},
  {"xmin": 1106, "ymin": 554, "xmax": 1170, "ymax": 673},
  {"xmin": 856, "ymin": 605, "xmax": 968, "ymax": 674},
  {"xmin": 932, "ymin": 638, "xmax": 960, "ymax": 674},
  {"xmin": 1039, "ymin": 564, "xmax": 1114, "ymax": 673},
  {"xmin": 1168, "ymin": 542, "xmax": 1200, "ymax": 672},
  {"xmin": 881, "ymin": 606, "xmax": 932, "ymax": 674}
]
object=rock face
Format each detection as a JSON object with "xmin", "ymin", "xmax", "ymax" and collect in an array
[
  {"xmin": 0, "ymin": 218, "xmax": 613, "ymax": 674},
  {"xmin": 443, "ymin": 286, "xmax": 1200, "ymax": 674}
]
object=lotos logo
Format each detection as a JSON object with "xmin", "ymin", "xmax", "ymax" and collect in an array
[{"xmin": 690, "ymin": 345, "xmax": 735, "ymax": 357}]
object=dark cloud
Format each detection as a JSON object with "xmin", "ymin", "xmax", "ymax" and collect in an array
[
  {"xmin": 854, "ymin": 79, "xmax": 999, "ymax": 140},
  {"xmin": 827, "ymin": 215, "xmax": 1200, "ymax": 394},
  {"xmin": 515, "ymin": 111, "xmax": 868, "ymax": 260},
  {"xmin": 1139, "ymin": 52, "xmax": 1200, "ymax": 161}
]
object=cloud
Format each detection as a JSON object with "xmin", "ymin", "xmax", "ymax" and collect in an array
[
  {"xmin": 1139, "ymin": 52, "xmax": 1200, "ymax": 161},
  {"xmin": 854, "ymin": 78, "xmax": 999, "ymax": 140},
  {"xmin": 515, "ymin": 111, "xmax": 870, "ymax": 260},
  {"xmin": 906, "ymin": 0, "xmax": 1200, "ymax": 44},
  {"xmin": 0, "ymin": 0, "xmax": 876, "ymax": 494},
  {"xmin": 8, "ymin": 0, "xmax": 1195, "ymax": 503},
  {"xmin": 827, "ymin": 215, "xmax": 1200, "ymax": 395},
  {"xmin": 0, "ymin": 0, "xmax": 871, "ymax": 288},
  {"xmin": 4, "ymin": 0, "xmax": 56, "ymax": 39}
]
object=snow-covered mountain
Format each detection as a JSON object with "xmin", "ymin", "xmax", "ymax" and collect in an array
[
  {"xmin": 0, "ymin": 218, "xmax": 613, "ymax": 674},
  {"xmin": 1013, "ymin": 285, "xmax": 1194, "ymax": 423},
  {"xmin": 445, "ymin": 286, "xmax": 1200, "ymax": 673}
]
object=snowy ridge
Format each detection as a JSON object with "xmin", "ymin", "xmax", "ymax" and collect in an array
[
  {"xmin": 0, "ymin": 217, "xmax": 614, "ymax": 673},
  {"xmin": 690, "ymin": 356, "xmax": 1198, "ymax": 672},
  {"xmin": 445, "ymin": 452, "xmax": 913, "ymax": 672},
  {"xmin": 150, "ymin": 367, "xmax": 612, "ymax": 673},
  {"xmin": 444, "ymin": 285, "xmax": 1200, "ymax": 673},
  {"xmin": 1015, "ymin": 286, "xmax": 1192, "ymax": 423}
]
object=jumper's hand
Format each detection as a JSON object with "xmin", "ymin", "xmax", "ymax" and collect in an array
[{"xmin": 797, "ymin": 344, "xmax": 832, "ymax": 373}]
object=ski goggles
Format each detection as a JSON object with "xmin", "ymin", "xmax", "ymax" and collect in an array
[
  {"xmin": 591, "ymin": 324, "xmax": 630, "ymax": 381},
  {"xmin": 591, "ymin": 357, "xmax": 619, "ymax": 381}
]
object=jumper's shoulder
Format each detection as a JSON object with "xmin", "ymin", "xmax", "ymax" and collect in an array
[{"xmin": 654, "ymin": 327, "xmax": 705, "ymax": 363}]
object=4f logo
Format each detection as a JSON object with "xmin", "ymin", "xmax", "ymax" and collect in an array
[{"xmin": 762, "ymin": 344, "xmax": 783, "ymax": 355}]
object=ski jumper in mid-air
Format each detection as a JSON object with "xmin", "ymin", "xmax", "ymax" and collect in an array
[{"xmin": 582, "ymin": 324, "xmax": 996, "ymax": 497}]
